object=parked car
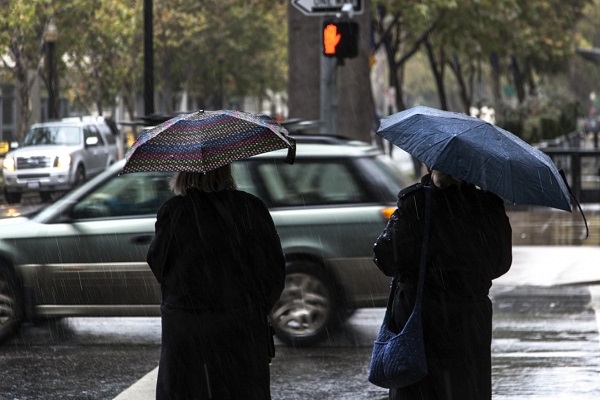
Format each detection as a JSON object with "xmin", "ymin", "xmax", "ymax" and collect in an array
[
  {"xmin": 2, "ymin": 116, "xmax": 119, "ymax": 204},
  {"xmin": 0, "ymin": 140, "xmax": 409, "ymax": 346}
]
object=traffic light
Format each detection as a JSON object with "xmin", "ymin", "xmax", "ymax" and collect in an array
[{"xmin": 322, "ymin": 20, "xmax": 359, "ymax": 59}]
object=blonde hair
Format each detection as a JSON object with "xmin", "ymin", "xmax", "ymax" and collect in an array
[
  {"xmin": 169, "ymin": 164, "xmax": 237, "ymax": 195},
  {"xmin": 431, "ymin": 170, "xmax": 462, "ymax": 189}
]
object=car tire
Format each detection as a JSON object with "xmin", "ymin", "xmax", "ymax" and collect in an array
[
  {"xmin": 74, "ymin": 165, "xmax": 86, "ymax": 187},
  {"xmin": 0, "ymin": 264, "xmax": 24, "ymax": 344},
  {"xmin": 270, "ymin": 261, "xmax": 342, "ymax": 347},
  {"xmin": 3, "ymin": 189, "xmax": 21, "ymax": 205}
]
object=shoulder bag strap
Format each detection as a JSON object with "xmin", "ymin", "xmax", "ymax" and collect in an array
[
  {"xmin": 388, "ymin": 183, "xmax": 432, "ymax": 317},
  {"xmin": 414, "ymin": 183, "xmax": 432, "ymax": 311}
]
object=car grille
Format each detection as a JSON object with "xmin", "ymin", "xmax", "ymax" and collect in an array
[
  {"xmin": 18, "ymin": 173, "xmax": 50, "ymax": 179},
  {"xmin": 16, "ymin": 156, "xmax": 53, "ymax": 169}
]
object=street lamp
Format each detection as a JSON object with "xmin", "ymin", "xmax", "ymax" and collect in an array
[{"xmin": 44, "ymin": 19, "xmax": 59, "ymax": 120}]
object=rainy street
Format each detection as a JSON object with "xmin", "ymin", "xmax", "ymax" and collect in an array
[
  {"xmin": 3, "ymin": 2, "xmax": 600, "ymax": 399},
  {"xmin": 1, "ymin": 283, "xmax": 599, "ymax": 400},
  {"xmin": 0, "ymin": 199, "xmax": 600, "ymax": 399}
]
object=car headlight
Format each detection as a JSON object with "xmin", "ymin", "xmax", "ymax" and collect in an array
[
  {"xmin": 55, "ymin": 154, "xmax": 71, "ymax": 168},
  {"xmin": 3, "ymin": 156, "xmax": 15, "ymax": 172}
]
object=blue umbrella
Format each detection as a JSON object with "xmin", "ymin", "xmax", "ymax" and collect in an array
[{"xmin": 377, "ymin": 106, "xmax": 572, "ymax": 211}]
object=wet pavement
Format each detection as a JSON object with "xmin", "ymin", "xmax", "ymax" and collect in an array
[
  {"xmin": 1, "ymin": 144, "xmax": 599, "ymax": 399},
  {"xmin": 0, "ymin": 268, "xmax": 598, "ymax": 399},
  {"xmin": 110, "ymin": 284, "xmax": 600, "ymax": 400}
]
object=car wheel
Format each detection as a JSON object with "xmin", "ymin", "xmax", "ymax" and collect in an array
[
  {"xmin": 3, "ymin": 189, "xmax": 21, "ymax": 205},
  {"xmin": 74, "ymin": 165, "xmax": 86, "ymax": 186},
  {"xmin": 270, "ymin": 261, "xmax": 341, "ymax": 347},
  {"xmin": 0, "ymin": 265, "xmax": 24, "ymax": 344}
]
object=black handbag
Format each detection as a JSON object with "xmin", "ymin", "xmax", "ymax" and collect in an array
[{"xmin": 368, "ymin": 184, "xmax": 431, "ymax": 389}]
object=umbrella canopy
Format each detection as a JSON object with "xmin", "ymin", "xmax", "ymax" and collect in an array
[
  {"xmin": 377, "ymin": 106, "xmax": 572, "ymax": 211},
  {"xmin": 120, "ymin": 109, "xmax": 296, "ymax": 175}
]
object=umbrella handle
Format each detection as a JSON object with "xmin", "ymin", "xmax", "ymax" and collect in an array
[{"xmin": 559, "ymin": 169, "xmax": 589, "ymax": 240}]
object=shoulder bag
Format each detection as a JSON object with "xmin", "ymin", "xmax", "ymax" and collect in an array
[{"xmin": 368, "ymin": 184, "xmax": 431, "ymax": 388}]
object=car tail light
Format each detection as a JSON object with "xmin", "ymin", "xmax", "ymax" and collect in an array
[{"xmin": 381, "ymin": 206, "xmax": 396, "ymax": 220}]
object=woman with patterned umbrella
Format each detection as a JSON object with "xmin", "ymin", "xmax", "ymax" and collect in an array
[{"xmin": 141, "ymin": 110, "xmax": 293, "ymax": 399}]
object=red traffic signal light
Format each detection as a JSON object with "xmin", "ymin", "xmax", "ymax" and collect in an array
[{"xmin": 322, "ymin": 20, "xmax": 359, "ymax": 59}]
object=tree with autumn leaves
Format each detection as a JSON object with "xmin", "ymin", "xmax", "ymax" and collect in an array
[
  {"xmin": 0, "ymin": 0, "xmax": 287, "ymax": 141},
  {"xmin": 0, "ymin": 0, "xmax": 598, "ymax": 143}
]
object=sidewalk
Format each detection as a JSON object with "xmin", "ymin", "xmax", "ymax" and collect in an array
[
  {"xmin": 113, "ymin": 369, "xmax": 157, "ymax": 400},
  {"xmin": 112, "ymin": 245, "xmax": 600, "ymax": 400}
]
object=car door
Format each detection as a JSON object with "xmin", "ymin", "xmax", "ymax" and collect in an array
[
  {"xmin": 30, "ymin": 171, "xmax": 173, "ymax": 314},
  {"xmin": 234, "ymin": 157, "xmax": 398, "ymax": 308},
  {"xmin": 83, "ymin": 124, "xmax": 107, "ymax": 176}
]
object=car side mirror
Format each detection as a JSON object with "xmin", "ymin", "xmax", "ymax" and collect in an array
[{"xmin": 85, "ymin": 136, "xmax": 99, "ymax": 147}]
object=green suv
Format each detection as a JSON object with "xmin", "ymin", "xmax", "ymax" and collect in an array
[{"xmin": 0, "ymin": 140, "xmax": 408, "ymax": 346}]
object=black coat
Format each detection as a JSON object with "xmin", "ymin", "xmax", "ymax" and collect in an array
[
  {"xmin": 373, "ymin": 175, "xmax": 512, "ymax": 400},
  {"xmin": 147, "ymin": 189, "xmax": 285, "ymax": 400}
]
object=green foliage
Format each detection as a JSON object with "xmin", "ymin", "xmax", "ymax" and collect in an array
[
  {"xmin": 0, "ymin": 0, "xmax": 287, "ymax": 121},
  {"xmin": 496, "ymin": 91, "xmax": 584, "ymax": 143},
  {"xmin": 371, "ymin": 0, "xmax": 592, "ymax": 116}
]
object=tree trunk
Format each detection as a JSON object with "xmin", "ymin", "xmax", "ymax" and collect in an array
[
  {"xmin": 336, "ymin": 1, "xmax": 375, "ymax": 142},
  {"xmin": 16, "ymin": 70, "xmax": 32, "ymax": 142},
  {"xmin": 424, "ymin": 37, "xmax": 448, "ymax": 110},
  {"xmin": 450, "ymin": 55, "xmax": 471, "ymax": 114},
  {"xmin": 287, "ymin": 0, "xmax": 374, "ymax": 142},
  {"xmin": 511, "ymin": 55, "xmax": 525, "ymax": 104},
  {"xmin": 489, "ymin": 52, "xmax": 502, "ymax": 106},
  {"xmin": 287, "ymin": 4, "xmax": 321, "ymax": 129},
  {"xmin": 12, "ymin": 48, "xmax": 33, "ymax": 142}
]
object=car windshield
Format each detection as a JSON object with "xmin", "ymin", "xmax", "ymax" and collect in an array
[
  {"xmin": 22, "ymin": 126, "xmax": 81, "ymax": 146},
  {"xmin": 233, "ymin": 152, "xmax": 407, "ymax": 207},
  {"xmin": 370, "ymin": 154, "xmax": 410, "ymax": 194},
  {"xmin": 70, "ymin": 171, "xmax": 173, "ymax": 219}
]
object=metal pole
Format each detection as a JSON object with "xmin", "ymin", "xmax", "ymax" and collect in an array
[
  {"xmin": 320, "ymin": 42, "xmax": 338, "ymax": 134},
  {"xmin": 47, "ymin": 41, "xmax": 58, "ymax": 120},
  {"xmin": 44, "ymin": 19, "xmax": 59, "ymax": 121},
  {"xmin": 218, "ymin": 57, "xmax": 224, "ymax": 109},
  {"xmin": 144, "ymin": 0, "xmax": 155, "ymax": 116}
]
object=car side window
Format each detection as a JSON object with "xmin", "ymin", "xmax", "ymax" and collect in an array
[
  {"xmin": 231, "ymin": 162, "xmax": 257, "ymax": 195},
  {"xmin": 71, "ymin": 172, "xmax": 173, "ymax": 219},
  {"xmin": 256, "ymin": 160, "xmax": 366, "ymax": 207},
  {"xmin": 85, "ymin": 125, "xmax": 105, "ymax": 146},
  {"xmin": 98, "ymin": 125, "xmax": 117, "ymax": 145}
]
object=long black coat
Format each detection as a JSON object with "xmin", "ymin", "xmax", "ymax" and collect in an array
[
  {"xmin": 373, "ymin": 175, "xmax": 512, "ymax": 400},
  {"xmin": 147, "ymin": 189, "xmax": 285, "ymax": 400}
]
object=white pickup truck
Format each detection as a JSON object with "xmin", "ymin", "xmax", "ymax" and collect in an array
[{"xmin": 2, "ymin": 116, "xmax": 119, "ymax": 204}]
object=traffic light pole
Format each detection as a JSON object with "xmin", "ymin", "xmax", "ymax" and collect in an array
[
  {"xmin": 319, "ymin": 6, "xmax": 358, "ymax": 135},
  {"xmin": 320, "ymin": 55, "xmax": 338, "ymax": 134}
]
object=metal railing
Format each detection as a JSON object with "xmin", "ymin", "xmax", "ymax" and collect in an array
[{"xmin": 539, "ymin": 131, "xmax": 600, "ymax": 204}]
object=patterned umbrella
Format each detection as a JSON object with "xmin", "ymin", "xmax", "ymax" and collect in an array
[{"xmin": 120, "ymin": 109, "xmax": 296, "ymax": 174}]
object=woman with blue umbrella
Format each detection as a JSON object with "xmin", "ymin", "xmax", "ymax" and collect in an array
[{"xmin": 372, "ymin": 166, "xmax": 513, "ymax": 400}]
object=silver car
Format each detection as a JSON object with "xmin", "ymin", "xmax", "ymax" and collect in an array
[
  {"xmin": 0, "ymin": 141, "xmax": 408, "ymax": 346},
  {"xmin": 2, "ymin": 116, "xmax": 119, "ymax": 204}
]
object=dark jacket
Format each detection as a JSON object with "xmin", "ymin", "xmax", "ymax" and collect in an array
[
  {"xmin": 147, "ymin": 189, "xmax": 285, "ymax": 400},
  {"xmin": 373, "ymin": 175, "xmax": 512, "ymax": 400}
]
